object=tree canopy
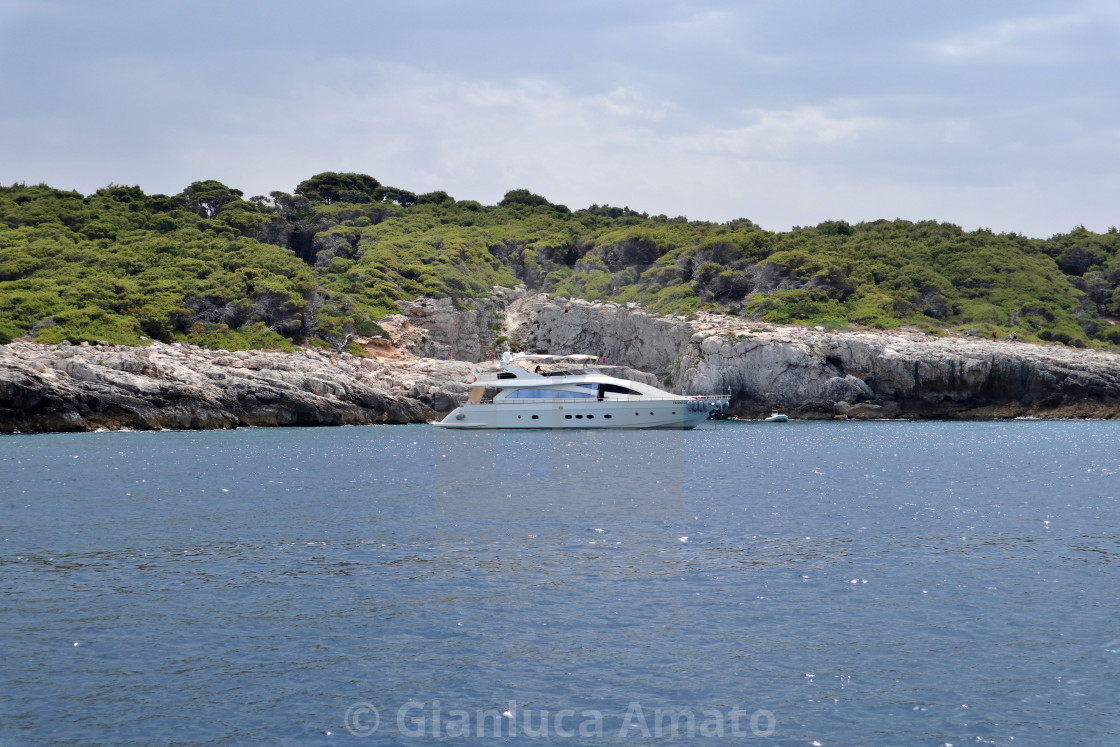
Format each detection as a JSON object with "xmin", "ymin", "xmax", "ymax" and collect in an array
[
  {"xmin": 2, "ymin": 175, "xmax": 1119, "ymax": 350},
  {"xmin": 176, "ymin": 180, "xmax": 245, "ymax": 219},
  {"xmin": 295, "ymin": 172, "xmax": 382, "ymax": 205}
]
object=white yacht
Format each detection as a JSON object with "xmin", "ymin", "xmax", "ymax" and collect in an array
[{"xmin": 435, "ymin": 354, "xmax": 729, "ymax": 429}]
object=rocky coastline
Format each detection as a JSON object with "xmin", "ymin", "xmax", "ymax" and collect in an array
[
  {"xmin": 0, "ymin": 340, "xmax": 476, "ymax": 433},
  {"xmin": 527, "ymin": 298, "xmax": 1120, "ymax": 419},
  {"xmin": 4, "ymin": 289, "xmax": 1120, "ymax": 432}
]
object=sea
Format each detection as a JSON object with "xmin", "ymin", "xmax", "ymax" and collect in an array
[{"xmin": 2, "ymin": 421, "xmax": 1119, "ymax": 746}]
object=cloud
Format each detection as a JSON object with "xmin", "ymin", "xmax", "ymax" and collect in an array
[
  {"xmin": 652, "ymin": 8, "xmax": 734, "ymax": 40},
  {"xmin": 920, "ymin": 12, "xmax": 1092, "ymax": 63},
  {"xmin": 142, "ymin": 62, "xmax": 682, "ymax": 202},
  {"xmin": 3, "ymin": 51, "xmax": 1114, "ymax": 237},
  {"xmin": 1, "ymin": 2, "xmax": 1117, "ymax": 238},
  {"xmin": 688, "ymin": 105, "xmax": 892, "ymax": 159}
]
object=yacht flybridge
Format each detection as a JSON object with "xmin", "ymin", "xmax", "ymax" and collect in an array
[{"xmin": 435, "ymin": 353, "xmax": 729, "ymax": 429}]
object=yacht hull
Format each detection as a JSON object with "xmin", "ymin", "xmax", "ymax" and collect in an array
[{"xmin": 435, "ymin": 398, "xmax": 713, "ymax": 429}]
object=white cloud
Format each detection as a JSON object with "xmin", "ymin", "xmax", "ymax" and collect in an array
[
  {"xmin": 1, "ymin": 2, "xmax": 1117, "ymax": 238},
  {"xmin": 176, "ymin": 63, "xmax": 682, "ymax": 202},
  {"xmin": 4, "ymin": 53, "xmax": 1115, "ymax": 237},
  {"xmin": 653, "ymin": 9, "xmax": 734, "ymax": 40},
  {"xmin": 921, "ymin": 13, "xmax": 1091, "ymax": 62},
  {"xmin": 687, "ymin": 105, "xmax": 892, "ymax": 159}
]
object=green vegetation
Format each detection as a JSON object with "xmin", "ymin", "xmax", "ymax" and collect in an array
[{"xmin": 2, "ymin": 176, "xmax": 1119, "ymax": 350}]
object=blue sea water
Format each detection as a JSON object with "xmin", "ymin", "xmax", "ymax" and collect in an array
[{"xmin": 2, "ymin": 421, "xmax": 1119, "ymax": 746}]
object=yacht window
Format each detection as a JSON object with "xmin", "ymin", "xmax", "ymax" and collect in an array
[
  {"xmin": 565, "ymin": 414, "xmax": 572, "ymax": 419},
  {"xmin": 587, "ymin": 414, "xmax": 594, "ymax": 419},
  {"xmin": 503, "ymin": 388, "xmax": 593, "ymax": 399},
  {"xmin": 604, "ymin": 414, "xmax": 612, "ymax": 419},
  {"xmin": 575, "ymin": 414, "xmax": 583, "ymax": 419},
  {"xmin": 599, "ymin": 383, "xmax": 643, "ymax": 396},
  {"xmin": 531, "ymin": 415, "xmax": 539, "ymax": 419}
]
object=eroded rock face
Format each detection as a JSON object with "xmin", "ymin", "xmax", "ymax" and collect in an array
[
  {"xmin": 394, "ymin": 296, "xmax": 499, "ymax": 362},
  {"xmin": 6, "ymin": 295, "xmax": 1120, "ymax": 432},
  {"xmin": 391, "ymin": 286, "xmax": 558, "ymax": 362},
  {"xmin": 526, "ymin": 299, "xmax": 1120, "ymax": 419},
  {"xmin": 682, "ymin": 328, "xmax": 1120, "ymax": 418},
  {"xmin": 527, "ymin": 298, "xmax": 695, "ymax": 373},
  {"xmin": 0, "ymin": 342, "xmax": 477, "ymax": 433}
]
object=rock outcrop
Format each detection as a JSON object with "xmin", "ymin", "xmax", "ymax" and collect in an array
[
  {"xmin": 681, "ymin": 327, "xmax": 1120, "ymax": 419},
  {"xmin": 527, "ymin": 298, "xmax": 1120, "ymax": 419},
  {"xmin": 0, "ymin": 341, "xmax": 482, "ymax": 433},
  {"xmin": 393, "ymin": 296, "xmax": 500, "ymax": 362},
  {"xmin": 528, "ymin": 298, "xmax": 694, "ymax": 374},
  {"xmin": 5, "ymin": 293, "xmax": 1120, "ymax": 432},
  {"xmin": 392, "ymin": 287, "xmax": 544, "ymax": 362}
]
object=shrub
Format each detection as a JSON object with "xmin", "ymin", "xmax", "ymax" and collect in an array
[
  {"xmin": 0, "ymin": 323, "xmax": 20, "ymax": 344},
  {"xmin": 35, "ymin": 308, "xmax": 146, "ymax": 345},
  {"xmin": 1100, "ymin": 327, "xmax": 1120, "ymax": 345},
  {"xmin": 343, "ymin": 341, "xmax": 367, "ymax": 357},
  {"xmin": 181, "ymin": 322, "xmax": 293, "ymax": 351}
]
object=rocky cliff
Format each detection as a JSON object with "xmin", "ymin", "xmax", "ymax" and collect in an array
[
  {"xmin": 0, "ymin": 326, "xmax": 659, "ymax": 432},
  {"xmin": 393, "ymin": 287, "xmax": 537, "ymax": 363},
  {"xmin": 527, "ymin": 297, "xmax": 1120, "ymax": 419},
  {"xmin": 393, "ymin": 296, "xmax": 499, "ymax": 361},
  {"xmin": 0, "ymin": 341, "xmax": 478, "ymax": 432},
  {"xmin": 5, "ymin": 292, "xmax": 1120, "ymax": 432}
]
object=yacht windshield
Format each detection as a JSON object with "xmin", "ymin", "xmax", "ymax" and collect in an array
[{"xmin": 540, "ymin": 368, "xmax": 601, "ymax": 376}]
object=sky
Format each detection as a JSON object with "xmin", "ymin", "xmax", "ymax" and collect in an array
[{"xmin": 1, "ymin": 0, "xmax": 1117, "ymax": 237}]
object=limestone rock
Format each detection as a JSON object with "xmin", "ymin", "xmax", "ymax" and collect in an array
[
  {"xmin": 394, "ymin": 296, "xmax": 498, "ymax": 362},
  {"xmin": 0, "ymin": 341, "xmax": 433, "ymax": 433},
  {"xmin": 6, "ymin": 295, "xmax": 1120, "ymax": 431},
  {"xmin": 525, "ymin": 298, "xmax": 1120, "ymax": 419}
]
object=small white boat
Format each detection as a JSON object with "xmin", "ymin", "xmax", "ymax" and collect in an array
[
  {"xmin": 762, "ymin": 412, "xmax": 789, "ymax": 422},
  {"xmin": 435, "ymin": 353, "xmax": 729, "ymax": 430}
]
